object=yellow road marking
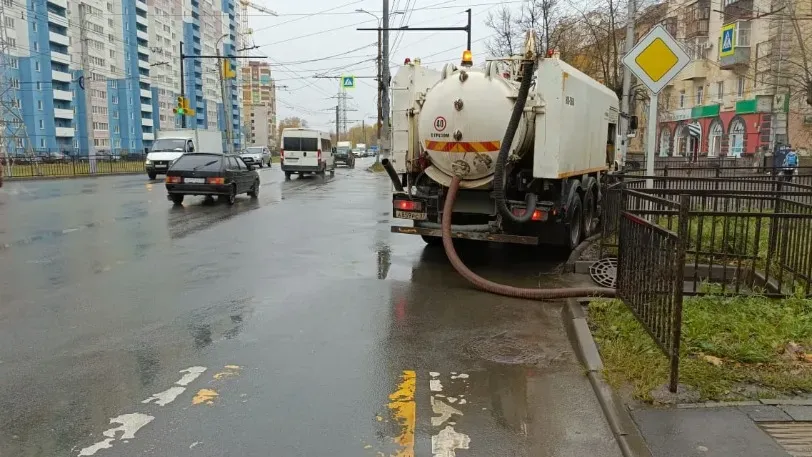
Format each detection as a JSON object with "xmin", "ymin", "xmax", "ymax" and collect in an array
[
  {"xmin": 192, "ymin": 389, "xmax": 219, "ymax": 405},
  {"xmin": 213, "ymin": 365, "xmax": 242, "ymax": 380},
  {"xmin": 388, "ymin": 370, "xmax": 416, "ymax": 457}
]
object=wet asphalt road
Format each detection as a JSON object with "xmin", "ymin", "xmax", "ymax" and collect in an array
[{"xmin": 0, "ymin": 158, "xmax": 621, "ymax": 457}]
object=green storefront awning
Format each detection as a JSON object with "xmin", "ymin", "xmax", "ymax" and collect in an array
[{"xmin": 691, "ymin": 104, "xmax": 721, "ymax": 118}]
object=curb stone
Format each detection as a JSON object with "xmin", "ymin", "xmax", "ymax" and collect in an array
[
  {"xmin": 565, "ymin": 233, "xmax": 601, "ymax": 273},
  {"xmin": 563, "ymin": 298, "xmax": 653, "ymax": 457}
]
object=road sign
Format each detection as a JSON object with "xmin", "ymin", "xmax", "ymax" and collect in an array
[
  {"xmin": 720, "ymin": 24, "xmax": 735, "ymax": 57},
  {"xmin": 621, "ymin": 24, "xmax": 689, "ymax": 95},
  {"xmin": 341, "ymin": 75, "xmax": 355, "ymax": 90}
]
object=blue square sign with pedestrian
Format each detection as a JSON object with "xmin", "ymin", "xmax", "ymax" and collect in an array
[
  {"xmin": 341, "ymin": 75, "xmax": 355, "ymax": 90},
  {"xmin": 721, "ymin": 24, "xmax": 735, "ymax": 56}
]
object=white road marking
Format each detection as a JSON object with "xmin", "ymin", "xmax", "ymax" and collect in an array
[
  {"xmin": 142, "ymin": 386, "xmax": 186, "ymax": 406},
  {"xmin": 430, "ymin": 372, "xmax": 440, "ymax": 377},
  {"xmin": 430, "ymin": 379, "xmax": 443, "ymax": 392},
  {"xmin": 450, "ymin": 373, "xmax": 469, "ymax": 380},
  {"xmin": 77, "ymin": 414, "xmax": 154, "ymax": 456},
  {"xmin": 431, "ymin": 397, "xmax": 463, "ymax": 427},
  {"xmin": 190, "ymin": 442, "xmax": 201, "ymax": 449},
  {"xmin": 175, "ymin": 366, "xmax": 207, "ymax": 386},
  {"xmin": 431, "ymin": 426, "xmax": 471, "ymax": 457},
  {"xmin": 101, "ymin": 413, "xmax": 154, "ymax": 440},
  {"xmin": 77, "ymin": 439, "xmax": 114, "ymax": 456},
  {"xmin": 447, "ymin": 397, "xmax": 457, "ymax": 403}
]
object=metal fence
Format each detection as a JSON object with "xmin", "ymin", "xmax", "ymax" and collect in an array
[
  {"xmin": 1, "ymin": 154, "xmax": 145, "ymax": 179},
  {"xmin": 602, "ymin": 175, "xmax": 812, "ymax": 390}
]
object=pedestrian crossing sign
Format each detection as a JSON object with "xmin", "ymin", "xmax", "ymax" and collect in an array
[
  {"xmin": 341, "ymin": 75, "xmax": 355, "ymax": 90},
  {"xmin": 720, "ymin": 24, "xmax": 735, "ymax": 57}
]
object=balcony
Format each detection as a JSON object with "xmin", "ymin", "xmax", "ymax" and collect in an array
[
  {"xmin": 136, "ymin": 14, "xmax": 148, "ymax": 27},
  {"xmin": 53, "ymin": 89, "xmax": 73, "ymax": 101},
  {"xmin": 720, "ymin": 46, "xmax": 751, "ymax": 69},
  {"xmin": 138, "ymin": 45, "xmax": 150, "ymax": 55},
  {"xmin": 136, "ymin": 29, "xmax": 149, "ymax": 41},
  {"xmin": 143, "ymin": 132, "xmax": 154, "ymax": 140},
  {"xmin": 135, "ymin": 0, "xmax": 147, "ymax": 11},
  {"xmin": 54, "ymin": 108, "xmax": 74, "ymax": 120},
  {"xmin": 685, "ymin": 19, "xmax": 709, "ymax": 38},
  {"xmin": 49, "ymin": 31, "xmax": 69, "ymax": 47},
  {"xmin": 47, "ymin": 0, "xmax": 67, "ymax": 9},
  {"xmin": 48, "ymin": 11, "xmax": 66, "ymax": 23},
  {"xmin": 141, "ymin": 103, "xmax": 153, "ymax": 113},
  {"xmin": 724, "ymin": 0, "xmax": 753, "ymax": 22},
  {"xmin": 141, "ymin": 117, "xmax": 154, "ymax": 127},
  {"xmin": 53, "ymin": 53, "xmax": 73, "ymax": 69},
  {"xmin": 681, "ymin": 60, "xmax": 710, "ymax": 80},
  {"xmin": 51, "ymin": 69, "xmax": 72, "ymax": 82},
  {"xmin": 138, "ymin": 59, "xmax": 150, "ymax": 70},
  {"xmin": 55, "ymin": 127, "xmax": 75, "ymax": 137},
  {"xmin": 140, "ymin": 88, "xmax": 152, "ymax": 98}
]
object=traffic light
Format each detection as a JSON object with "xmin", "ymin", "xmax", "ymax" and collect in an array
[{"xmin": 173, "ymin": 97, "xmax": 195, "ymax": 116}]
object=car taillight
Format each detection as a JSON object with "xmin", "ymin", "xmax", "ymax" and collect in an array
[
  {"xmin": 512, "ymin": 207, "xmax": 546, "ymax": 221},
  {"xmin": 280, "ymin": 149, "xmax": 284, "ymax": 159},
  {"xmin": 394, "ymin": 199, "xmax": 423, "ymax": 211},
  {"xmin": 166, "ymin": 176, "xmax": 181, "ymax": 183},
  {"xmin": 317, "ymin": 149, "xmax": 322, "ymax": 161},
  {"xmin": 206, "ymin": 177, "xmax": 225, "ymax": 184}
]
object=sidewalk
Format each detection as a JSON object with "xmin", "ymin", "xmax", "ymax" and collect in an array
[{"xmin": 631, "ymin": 401, "xmax": 812, "ymax": 457}]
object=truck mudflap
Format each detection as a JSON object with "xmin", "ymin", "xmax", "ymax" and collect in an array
[{"xmin": 390, "ymin": 225, "xmax": 538, "ymax": 245}]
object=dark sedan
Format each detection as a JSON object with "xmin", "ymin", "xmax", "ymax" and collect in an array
[{"xmin": 165, "ymin": 153, "xmax": 260, "ymax": 205}]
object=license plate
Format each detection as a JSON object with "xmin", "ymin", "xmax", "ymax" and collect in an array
[
  {"xmin": 155, "ymin": 164, "xmax": 166, "ymax": 168},
  {"xmin": 285, "ymin": 158, "xmax": 298, "ymax": 162},
  {"xmin": 184, "ymin": 177, "xmax": 205, "ymax": 184},
  {"xmin": 395, "ymin": 210, "xmax": 427, "ymax": 220}
]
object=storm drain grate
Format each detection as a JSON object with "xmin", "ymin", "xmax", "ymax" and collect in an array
[
  {"xmin": 760, "ymin": 422, "xmax": 812, "ymax": 457},
  {"xmin": 589, "ymin": 257, "xmax": 617, "ymax": 289}
]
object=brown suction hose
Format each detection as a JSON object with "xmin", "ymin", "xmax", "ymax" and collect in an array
[{"xmin": 442, "ymin": 176, "xmax": 617, "ymax": 299}]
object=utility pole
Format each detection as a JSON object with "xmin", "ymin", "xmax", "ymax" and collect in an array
[
  {"xmin": 381, "ymin": 0, "xmax": 391, "ymax": 159},
  {"xmin": 619, "ymin": 0, "xmax": 636, "ymax": 169},
  {"xmin": 362, "ymin": 119, "xmax": 367, "ymax": 147},
  {"xmin": 179, "ymin": 42, "xmax": 186, "ymax": 129},
  {"xmin": 80, "ymin": 4, "xmax": 97, "ymax": 172},
  {"xmin": 217, "ymin": 48, "xmax": 235, "ymax": 154},
  {"xmin": 335, "ymin": 104, "xmax": 340, "ymax": 142},
  {"xmin": 376, "ymin": 26, "xmax": 382, "ymax": 162},
  {"xmin": 0, "ymin": 0, "xmax": 34, "ymax": 174}
]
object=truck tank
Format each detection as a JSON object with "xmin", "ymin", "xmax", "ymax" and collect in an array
[
  {"xmin": 418, "ymin": 57, "xmax": 619, "ymax": 188},
  {"xmin": 418, "ymin": 60, "xmax": 537, "ymax": 189}
]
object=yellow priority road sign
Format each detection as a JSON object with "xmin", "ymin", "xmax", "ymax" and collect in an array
[{"xmin": 622, "ymin": 24, "xmax": 690, "ymax": 94}]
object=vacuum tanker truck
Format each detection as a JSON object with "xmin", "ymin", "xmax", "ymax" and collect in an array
[{"xmin": 385, "ymin": 51, "xmax": 620, "ymax": 250}]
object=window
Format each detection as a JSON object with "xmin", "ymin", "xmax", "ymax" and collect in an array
[
  {"xmin": 36, "ymin": 82, "xmax": 41, "ymax": 90},
  {"xmin": 709, "ymin": 121, "xmax": 723, "ymax": 157},
  {"xmin": 113, "ymin": 110, "xmax": 119, "ymax": 119},
  {"xmin": 4, "ymin": 16, "xmax": 13, "ymax": 27},
  {"xmin": 112, "ymin": 96, "xmax": 118, "ymax": 104},
  {"xmin": 110, "ymin": 81, "xmax": 117, "ymax": 89},
  {"xmin": 33, "ymin": 41, "xmax": 38, "ymax": 52},
  {"xmin": 736, "ymin": 21, "xmax": 751, "ymax": 47},
  {"xmin": 9, "ymin": 57, "xmax": 17, "ymax": 68},
  {"xmin": 696, "ymin": 86, "xmax": 704, "ymax": 105},
  {"xmin": 679, "ymin": 90, "xmax": 686, "ymax": 108},
  {"xmin": 38, "ymin": 100, "xmax": 43, "ymax": 110},
  {"xmin": 10, "ymin": 78, "xmax": 19, "ymax": 89},
  {"xmin": 40, "ymin": 138, "xmax": 45, "ymax": 148},
  {"xmin": 716, "ymin": 81, "xmax": 724, "ymax": 101},
  {"xmin": 32, "ymin": 22, "xmax": 36, "ymax": 32},
  {"xmin": 39, "ymin": 120, "xmax": 44, "ymax": 129},
  {"xmin": 6, "ymin": 37, "xmax": 14, "ymax": 48},
  {"xmin": 34, "ymin": 61, "xmax": 40, "ymax": 72},
  {"xmin": 115, "ymin": 126, "xmax": 119, "ymax": 133},
  {"xmin": 728, "ymin": 118, "xmax": 745, "ymax": 157},
  {"xmin": 737, "ymin": 76, "xmax": 745, "ymax": 98}
]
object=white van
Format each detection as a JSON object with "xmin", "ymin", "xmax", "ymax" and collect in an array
[{"xmin": 280, "ymin": 128, "xmax": 335, "ymax": 180}]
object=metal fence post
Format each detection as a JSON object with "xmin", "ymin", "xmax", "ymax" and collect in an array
[{"xmin": 670, "ymin": 194, "xmax": 690, "ymax": 393}]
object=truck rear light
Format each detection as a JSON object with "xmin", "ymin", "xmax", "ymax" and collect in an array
[
  {"xmin": 206, "ymin": 177, "xmax": 225, "ymax": 185},
  {"xmin": 394, "ymin": 199, "xmax": 423, "ymax": 211},
  {"xmin": 166, "ymin": 176, "xmax": 181, "ymax": 183},
  {"xmin": 512, "ymin": 207, "xmax": 547, "ymax": 221},
  {"xmin": 317, "ymin": 149, "xmax": 322, "ymax": 161}
]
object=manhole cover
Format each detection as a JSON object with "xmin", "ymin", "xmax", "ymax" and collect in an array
[
  {"xmin": 465, "ymin": 333, "xmax": 548, "ymax": 365},
  {"xmin": 760, "ymin": 422, "xmax": 812, "ymax": 456},
  {"xmin": 589, "ymin": 257, "xmax": 617, "ymax": 288}
]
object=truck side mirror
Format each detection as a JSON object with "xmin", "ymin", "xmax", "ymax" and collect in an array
[
  {"xmin": 332, "ymin": 147, "xmax": 336, "ymax": 153},
  {"xmin": 629, "ymin": 115, "xmax": 639, "ymax": 131}
]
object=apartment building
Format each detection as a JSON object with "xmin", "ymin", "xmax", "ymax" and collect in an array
[
  {"xmin": 241, "ymin": 60, "xmax": 276, "ymax": 149},
  {"xmin": 648, "ymin": 0, "xmax": 811, "ymax": 157},
  {"xmin": 1, "ymin": 0, "xmax": 242, "ymax": 155}
]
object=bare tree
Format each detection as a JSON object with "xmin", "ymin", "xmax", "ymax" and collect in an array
[{"xmin": 485, "ymin": 6, "xmax": 520, "ymax": 56}]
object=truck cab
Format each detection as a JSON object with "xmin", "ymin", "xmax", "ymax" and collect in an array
[{"xmin": 145, "ymin": 129, "xmax": 223, "ymax": 180}]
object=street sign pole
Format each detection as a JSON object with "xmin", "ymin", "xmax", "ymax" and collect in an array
[{"xmin": 647, "ymin": 93, "xmax": 658, "ymax": 188}]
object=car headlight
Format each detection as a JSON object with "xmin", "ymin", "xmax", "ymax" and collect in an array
[{"xmin": 145, "ymin": 159, "xmax": 152, "ymax": 165}]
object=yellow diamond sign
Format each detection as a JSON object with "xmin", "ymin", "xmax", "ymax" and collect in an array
[
  {"xmin": 635, "ymin": 38, "xmax": 678, "ymax": 82},
  {"xmin": 623, "ymin": 25, "xmax": 689, "ymax": 94}
]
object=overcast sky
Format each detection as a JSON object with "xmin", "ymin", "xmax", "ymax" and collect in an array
[{"xmin": 246, "ymin": 0, "xmax": 536, "ymax": 132}]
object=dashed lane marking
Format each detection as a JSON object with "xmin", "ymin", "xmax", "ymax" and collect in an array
[{"xmin": 430, "ymin": 372, "xmax": 471, "ymax": 457}]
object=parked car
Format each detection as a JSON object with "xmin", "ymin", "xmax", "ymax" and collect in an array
[
  {"xmin": 40, "ymin": 152, "xmax": 70, "ymax": 163},
  {"xmin": 164, "ymin": 153, "xmax": 260, "ymax": 205},
  {"xmin": 239, "ymin": 146, "xmax": 271, "ymax": 168}
]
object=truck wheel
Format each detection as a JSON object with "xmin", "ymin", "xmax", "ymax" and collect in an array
[
  {"xmin": 582, "ymin": 190, "xmax": 599, "ymax": 238},
  {"xmin": 170, "ymin": 194, "xmax": 184, "ymax": 205},
  {"xmin": 330, "ymin": 169, "xmax": 335, "ymax": 177},
  {"xmin": 567, "ymin": 194, "xmax": 583, "ymax": 250},
  {"xmin": 148, "ymin": 172, "xmax": 157, "ymax": 180},
  {"xmin": 421, "ymin": 235, "xmax": 442, "ymax": 246}
]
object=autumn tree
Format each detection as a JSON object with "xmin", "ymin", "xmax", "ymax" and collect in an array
[
  {"xmin": 277, "ymin": 116, "xmax": 308, "ymax": 139},
  {"xmin": 346, "ymin": 123, "xmax": 377, "ymax": 146}
]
